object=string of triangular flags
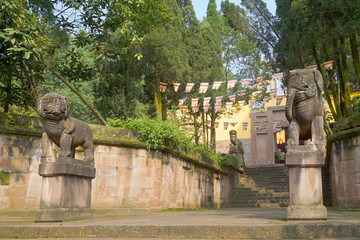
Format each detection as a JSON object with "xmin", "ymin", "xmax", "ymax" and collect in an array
[{"xmin": 204, "ymin": 118, "xmax": 289, "ymax": 131}]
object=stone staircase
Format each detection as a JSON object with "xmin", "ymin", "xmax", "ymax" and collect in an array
[{"xmin": 228, "ymin": 166, "xmax": 290, "ymax": 208}]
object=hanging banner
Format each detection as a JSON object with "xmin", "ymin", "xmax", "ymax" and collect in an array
[
  {"xmin": 253, "ymin": 121, "xmax": 260, "ymax": 130},
  {"xmin": 263, "ymin": 121, "xmax": 269, "ymax": 129},
  {"xmin": 192, "ymin": 106, "xmax": 199, "ymax": 113},
  {"xmin": 241, "ymin": 79, "xmax": 251, "ymax": 88},
  {"xmin": 166, "ymin": 100, "xmax": 173, "ymax": 105},
  {"xmin": 198, "ymin": 82, "xmax": 209, "ymax": 93},
  {"xmin": 225, "ymin": 102, "xmax": 233, "ymax": 111},
  {"xmin": 249, "ymin": 99, "xmax": 256, "ymax": 107},
  {"xmin": 273, "ymin": 120, "xmax": 279, "ymax": 128},
  {"xmin": 214, "ymin": 104, "xmax": 222, "ymax": 112},
  {"xmin": 228, "ymin": 95, "xmax": 236, "ymax": 102},
  {"xmin": 159, "ymin": 82, "xmax": 167, "ymax": 92},
  {"xmin": 203, "ymin": 97, "xmax": 211, "ymax": 106},
  {"xmin": 212, "ymin": 81, "xmax": 222, "ymax": 90},
  {"xmin": 242, "ymin": 122, "xmax": 248, "ymax": 131},
  {"xmin": 323, "ymin": 61, "xmax": 334, "ymax": 71},
  {"xmin": 185, "ymin": 83, "xmax": 195, "ymax": 93},
  {"xmin": 284, "ymin": 87, "xmax": 287, "ymax": 96},
  {"xmin": 227, "ymin": 80, "xmax": 237, "ymax": 89},
  {"xmin": 180, "ymin": 106, "xmax": 188, "ymax": 114},
  {"xmin": 224, "ymin": 122, "xmax": 229, "ymax": 130},
  {"xmin": 214, "ymin": 122, "xmax": 219, "ymax": 128},
  {"xmin": 238, "ymin": 100, "xmax": 245, "ymax": 108},
  {"xmin": 276, "ymin": 96, "xmax": 283, "ymax": 106},
  {"xmin": 230, "ymin": 122, "xmax": 237, "ymax": 127},
  {"xmin": 262, "ymin": 98, "xmax": 270, "ymax": 104},
  {"xmin": 179, "ymin": 98, "xmax": 185, "ymax": 106},
  {"xmin": 203, "ymin": 105, "xmax": 210, "ymax": 113},
  {"xmin": 270, "ymin": 89, "xmax": 277, "ymax": 98},
  {"xmin": 215, "ymin": 96, "xmax": 223, "ymax": 105},
  {"xmin": 173, "ymin": 83, "xmax": 181, "ymax": 92},
  {"xmin": 191, "ymin": 98, "xmax": 199, "ymax": 108},
  {"xmin": 205, "ymin": 120, "xmax": 211, "ymax": 127},
  {"xmin": 306, "ymin": 65, "xmax": 317, "ymax": 70}
]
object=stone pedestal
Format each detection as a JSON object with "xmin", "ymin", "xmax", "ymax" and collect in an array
[
  {"xmin": 286, "ymin": 145, "xmax": 327, "ymax": 220},
  {"xmin": 35, "ymin": 157, "xmax": 96, "ymax": 222}
]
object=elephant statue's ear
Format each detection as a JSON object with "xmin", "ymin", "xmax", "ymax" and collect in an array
[{"xmin": 313, "ymin": 70, "xmax": 324, "ymax": 92}]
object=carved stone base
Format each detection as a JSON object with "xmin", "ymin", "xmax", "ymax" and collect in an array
[
  {"xmin": 35, "ymin": 208, "xmax": 93, "ymax": 222},
  {"xmin": 286, "ymin": 145, "xmax": 327, "ymax": 220},
  {"xmin": 287, "ymin": 205, "xmax": 327, "ymax": 220},
  {"xmin": 35, "ymin": 157, "xmax": 96, "ymax": 222}
]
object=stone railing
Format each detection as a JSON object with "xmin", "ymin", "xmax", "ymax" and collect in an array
[{"xmin": 0, "ymin": 113, "xmax": 241, "ymax": 211}]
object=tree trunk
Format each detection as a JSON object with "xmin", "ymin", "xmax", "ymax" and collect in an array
[
  {"xmin": 210, "ymin": 110, "xmax": 216, "ymax": 151},
  {"xmin": 202, "ymin": 111, "xmax": 207, "ymax": 147},
  {"xmin": 339, "ymin": 37, "xmax": 353, "ymax": 116},
  {"xmin": 313, "ymin": 43, "xmax": 338, "ymax": 121},
  {"xmin": 193, "ymin": 112, "xmax": 199, "ymax": 144},
  {"xmin": 349, "ymin": 34, "xmax": 360, "ymax": 86},
  {"xmin": 4, "ymin": 77, "xmax": 11, "ymax": 113},
  {"xmin": 55, "ymin": 73, "xmax": 108, "ymax": 126}
]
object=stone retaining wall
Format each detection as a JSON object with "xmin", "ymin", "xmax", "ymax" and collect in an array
[
  {"xmin": 0, "ymin": 115, "xmax": 239, "ymax": 210},
  {"xmin": 329, "ymin": 129, "xmax": 360, "ymax": 208}
]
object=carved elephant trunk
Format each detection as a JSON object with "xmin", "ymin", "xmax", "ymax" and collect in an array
[{"xmin": 285, "ymin": 87, "xmax": 296, "ymax": 122}]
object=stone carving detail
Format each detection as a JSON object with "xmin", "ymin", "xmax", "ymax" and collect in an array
[
  {"xmin": 229, "ymin": 130, "xmax": 245, "ymax": 166},
  {"xmin": 285, "ymin": 69, "xmax": 324, "ymax": 146},
  {"xmin": 37, "ymin": 93, "xmax": 94, "ymax": 164}
]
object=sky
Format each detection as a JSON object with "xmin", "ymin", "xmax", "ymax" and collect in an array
[{"xmin": 192, "ymin": 0, "xmax": 277, "ymax": 21}]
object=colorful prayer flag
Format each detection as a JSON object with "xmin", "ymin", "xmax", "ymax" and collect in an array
[
  {"xmin": 214, "ymin": 122, "xmax": 219, "ymax": 128},
  {"xmin": 159, "ymin": 82, "xmax": 167, "ymax": 92},
  {"xmin": 273, "ymin": 120, "xmax": 279, "ymax": 128},
  {"xmin": 323, "ymin": 61, "xmax": 333, "ymax": 71},
  {"xmin": 185, "ymin": 83, "xmax": 195, "ymax": 93},
  {"xmin": 276, "ymin": 96, "xmax": 283, "ymax": 106},
  {"xmin": 173, "ymin": 83, "xmax": 181, "ymax": 92},
  {"xmin": 214, "ymin": 104, "xmax": 222, "ymax": 112},
  {"xmin": 253, "ymin": 121, "xmax": 260, "ymax": 130},
  {"xmin": 263, "ymin": 121, "xmax": 269, "ymax": 129},
  {"xmin": 252, "ymin": 91, "xmax": 261, "ymax": 97},
  {"xmin": 272, "ymin": 73, "xmax": 284, "ymax": 81},
  {"xmin": 270, "ymin": 89, "xmax": 277, "ymax": 98},
  {"xmin": 225, "ymin": 102, "xmax": 233, "ymax": 111},
  {"xmin": 203, "ymin": 97, "xmax": 211, "ymax": 106},
  {"xmin": 205, "ymin": 120, "xmax": 211, "ymax": 127},
  {"xmin": 224, "ymin": 122, "xmax": 229, "ymax": 130},
  {"xmin": 191, "ymin": 98, "xmax": 199, "ymax": 108},
  {"xmin": 180, "ymin": 106, "xmax": 188, "ymax": 114},
  {"xmin": 212, "ymin": 81, "xmax": 222, "ymax": 90},
  {"xmin": 306, "ymin": 65, "xmax": 317, "ymax": 70},
  {"xmin": 242, "ymin": 122, "xmax": 248, "ymax": 131},
  {"xmin": 203, "ymin": 105, "xmax": 210, "ymax": 113},
  {"xmin": 228, "ymin": 95, "xmax": 236, "ymax": 102},
  {"xmin": 238, "ymin": 92, "xmax": 247, "ymax": 97},
  {"xmin": 256, "ymin": 76, "xmax": 265, "ymax": 84},
  {"xmin": 238, "ymin": 100, "xmax": 245, "ymax": 108},
  {"xmin": 215, "ymin": 96, "xmax": 223, "ymax": 105},
  {"xmin": 179, "ymin": 98, "xmax": 185, "ymax": 106},
  {"xmin": 227, "ymin": 80, "xmax": 237, "ymax": 89},
  {"xmin": 198, "ymin": 82, "xmax": 209, "ymax": 93},
  {"xmin": 166, "ymin": 100, "xmax": 173, "ymax": 105},
  {"xmin": 192, "ymin": 106, "xmax": 199, "ymax": 113},
  {"xmin": 230, "ymin": 122, "xmax": 237, "ymax": 127},
  {"xmin": 241, "ymin": 79, "xmax": 251, "ymax": 88}
]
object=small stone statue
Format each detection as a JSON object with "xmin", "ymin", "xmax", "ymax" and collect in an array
[
  {"xmin": 229, "ymin": 130, "xmax": 245, "ymax": 166},
  {"xmin": 37, "ymin": 93, "xmax": 94, "ymax": 164}
]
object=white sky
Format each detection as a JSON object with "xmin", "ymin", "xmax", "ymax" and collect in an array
[{"xmin": 192, "ymin": 0, "xmax": 277, "ymax": 21}]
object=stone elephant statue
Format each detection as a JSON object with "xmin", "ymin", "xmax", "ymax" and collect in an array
[{"xmin": 285, "ymin": 69, "xmax": 324, "ymax": 146}]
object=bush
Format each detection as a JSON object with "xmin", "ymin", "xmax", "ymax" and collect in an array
[{"xmin": 107, "ymin": 117, "xmax": 231, "ymax": 168}]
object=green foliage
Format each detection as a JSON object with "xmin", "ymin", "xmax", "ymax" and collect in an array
[
  {"xmin": 352, "ymin": 95, "xmax": 360, "ymax": 114},
  {"xmin": 220, "ymin": 154, "xmax": 240, "ymax": 167},
  {"xmin": 107, "ymin": 117, "xmax": 233, "ymax": 168},
  {"xmin": 0, "ymin": 170, "xmax": 10, "ymax": 185}
]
